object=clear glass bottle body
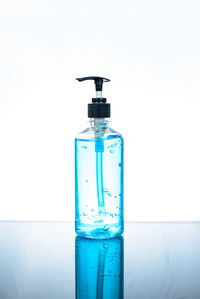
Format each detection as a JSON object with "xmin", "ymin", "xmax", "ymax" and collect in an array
[{"xmin": 75, "ymin": 119, "xmax": 124, "ymax": 239}]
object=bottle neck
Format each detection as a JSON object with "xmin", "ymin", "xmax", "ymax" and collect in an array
[
  {"xmin": 89, "ymin": 118, "xmax": 110, "ymax": 138},
  {"xmin": 89, "ymin": 118, "xmax": 110, "ymax": 128}
]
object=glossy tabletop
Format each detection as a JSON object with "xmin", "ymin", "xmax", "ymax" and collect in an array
[{"xmin": 0, "ymin": 221, "xmax": 200, "ymax": 299}]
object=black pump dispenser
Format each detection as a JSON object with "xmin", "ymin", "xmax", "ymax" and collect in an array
[{"xmin": 76, "ymin": 76, "xmax": 111, "ymax": 118}]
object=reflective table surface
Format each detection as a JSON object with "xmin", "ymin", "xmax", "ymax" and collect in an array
[{"xmin": 0, "ymin": 221, "xmax": 200, "ymax": 299}]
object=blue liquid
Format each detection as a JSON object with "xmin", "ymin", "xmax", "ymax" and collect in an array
[
  {"xmin": 75, "ymin": 135, "xmax": 123, "ymax": 239},
  {"xmin": 75, "ymin": 236, "xmax": 124, "ymax": 299}
]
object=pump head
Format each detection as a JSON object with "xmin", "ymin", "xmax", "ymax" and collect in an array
[
  {"xmin": 76, "ymin": 76, "xmax": 111, "ymax": 118},
  {"xmin": 76, "ymin": 76, "xmax": 110, "ymax": 92}
]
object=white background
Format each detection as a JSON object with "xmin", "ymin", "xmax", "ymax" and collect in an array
[{"xmin": 0, "ymin": 0, "xmax": 200, "ymax": 221}]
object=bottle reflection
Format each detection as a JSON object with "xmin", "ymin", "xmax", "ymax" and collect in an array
[{"xmin": 75, "ymin": 236, "xmax": 124, "ymax": 299}]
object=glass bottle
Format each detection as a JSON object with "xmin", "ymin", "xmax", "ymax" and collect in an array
[{"xmin": 75, "ymin": 76, "xmax": 124, "ymax": 239}]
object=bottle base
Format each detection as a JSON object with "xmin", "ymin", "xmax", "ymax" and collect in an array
[{"xmin": 75, "ymin": 223, "xmax": 124, "ymax": 239}]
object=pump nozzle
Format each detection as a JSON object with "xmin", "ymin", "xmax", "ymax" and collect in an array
[
  {"xmin": 76, "ymin": 76, "xmax": 110, "ymax": 92},
  {"xmin": 76, "ymin": 76, "xmax": 111, "ymax": 118}
]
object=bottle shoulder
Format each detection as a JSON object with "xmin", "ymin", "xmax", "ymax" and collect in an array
[{"xmin": 75, "ymin": 126, "xmax": 123, "ymax": 141}]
